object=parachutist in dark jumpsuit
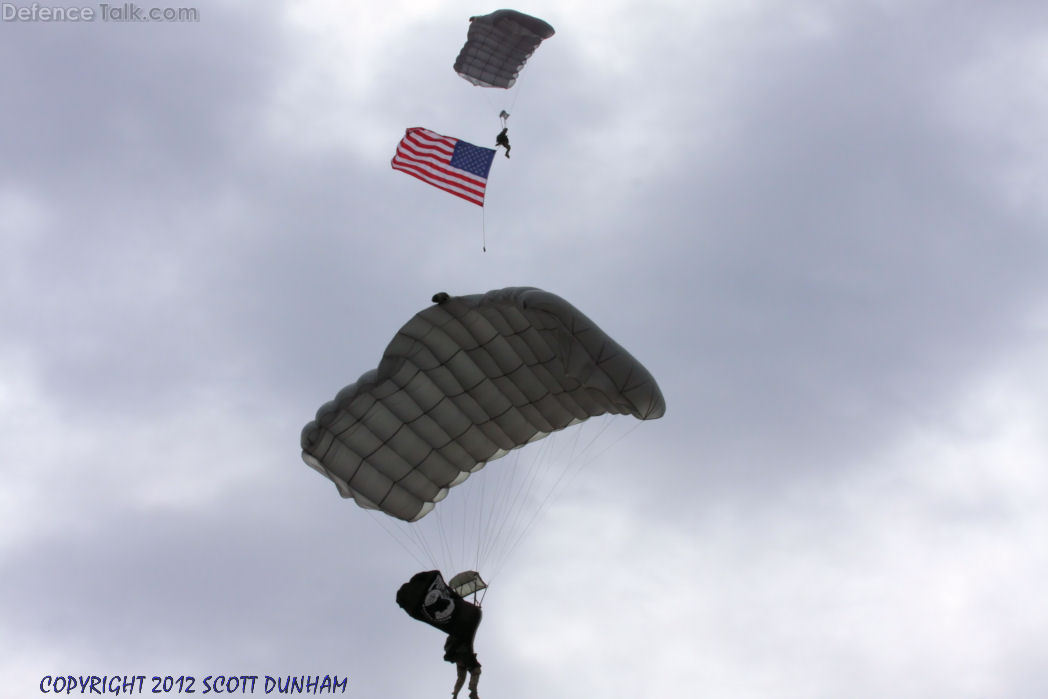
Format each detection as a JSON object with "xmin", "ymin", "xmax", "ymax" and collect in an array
[
  {"xmin": 444, "ymin": 633, "xmax": 481, "ymax": 699},
  {"xmin": 495, "ymin": 128, "xmax": 510, "ymax": 158}
]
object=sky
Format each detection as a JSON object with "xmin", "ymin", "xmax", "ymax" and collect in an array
[{"xmin": 3, "ymin": 0, "xmax": 1048, "ymax": 697}]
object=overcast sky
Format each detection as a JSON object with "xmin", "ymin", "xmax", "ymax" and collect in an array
[{"xmin": 3, "ymin": 1, "xmax": 1048, "ymax": 697}]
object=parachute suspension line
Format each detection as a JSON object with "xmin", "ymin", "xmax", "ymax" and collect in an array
[
  {"xmin": 364, "ymin": 509, "xmax": 433, "ymax": 571},
  {"xmin": 531, "ymin": 415, "xmax": 642, "ymax": 527},
  {"xmin": 480, "ymin": 89, "xmax": 509, "ymax": 128},
  {"xmin": 432, "ymin": 501, "xmax": 453, "ymax": 573},
  {"xmin": 453, "ymin": 465, "xmax": 484, "ymax": 575},
  {"xmin": 473, "ymin": 462, "xmax": 489, "ymax": 571},
  {"xmin": 472, "ymin": 455, "xmax": 506, "ymax": 574},
  {"xmin": 457, "ymin": 470, "xmax": 473, "ymax": 573},
  {"xmin": 467, "ymin": 449, "xmax": 530, "ymax": 584},
  {"xmin": 560, "ymin": 416, "xmax": 645, "ymax": 494},
  {"xmin": 401, "ymin": 517, "xmax": 441, "ymax": 571},
  {"xmin": 343, "ymin": 397, "xmax": 444, "ymax": 570},
  {"xmin": 479, "ymin": 450, "xmax": 536, "ymax": 579},
  {"xmin": 475, "ymin": 456, "xmax": 507, "ymax": 568},
  {"xmin": 482, "ymin": 429, "xmax": 564, "ymax": 584},
  {"xmin": 492, "ymin": 433, "xmax": 560, "ymax": 570},
  {"xmin": 492, "ymin": 416, "xmax": 641, "ymax": 581},
  {"xmin": 337, "ymin": 419, "xmax": 642, "ymax": 586},
  {"xmin": 482, "ymin": 205, "xmax": 486, "ymax": 253},
  {"xmin": 507, "ymin": 75, "xmax": 526, "ymax": 121},
  {"xmin": 478, "ymin": 452, "xmax": 529, "ymax": 575},
  {"xmin": 488, "ymin": 425, "xmax": 587, "ymax": 580},
  {"xmin": 483, "ymin": 76, "xmax": 525, "ymax": 127},
  {"xmin": 507, "ymin": 418, "xmax": 645, "ymax": 567}
]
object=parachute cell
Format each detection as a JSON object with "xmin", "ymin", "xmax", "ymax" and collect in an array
[
  {"xmin": 453, "ymin": 10, "xmax": 555, "ymax": 89},
  {"xmin": 301, "ymin": 287, "xmax": 665, "ymax": 523}
]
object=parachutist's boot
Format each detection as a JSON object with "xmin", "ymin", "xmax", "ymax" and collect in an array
[{"xmin": 468, "ymin": 667, "xmax": 481, "ymax": 699}]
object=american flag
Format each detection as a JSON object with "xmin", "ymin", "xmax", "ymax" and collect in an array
[{"xmin": 391, "ymin": 127, "xmax": 496, "ymax": 207}]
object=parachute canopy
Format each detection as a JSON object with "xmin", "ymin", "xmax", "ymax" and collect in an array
[
  {"xmin": 453, "ymin": 10, "xmax": 555, "ymax": 89},
  {"xmin": 448, "ymin": 570, "xmax": 487, "ymax": 598},
  {"xmin": 301, "ymin": 287, "xmax": 666, "ymax": 523}
]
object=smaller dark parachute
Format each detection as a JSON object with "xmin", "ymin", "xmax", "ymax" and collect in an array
[
  {"xmin": 397, "ymin": 571, "xmax": 482, "ymax": 641},
  {"xmin": 454, "ymin": 10, "xmax": 555, "ymax": 89}
]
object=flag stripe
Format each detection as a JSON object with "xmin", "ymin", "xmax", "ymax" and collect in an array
[
  {"xmin": 392, "ymin": 160, "xmax": 487, "ymax": 202},
  {"xmin": 392, "ymin": 130, "xmax": 487, "ymax": 203},
  {"xmin": 395, "ymin": 141, "xmax": 484, "ymax": 188},
  {"xmin": 394, "ymin": 140, "xmax": 486, "ymax": 193},
  {"xmin": 391, "ymin": 127, "xmax": 494, "ymax": 206}
]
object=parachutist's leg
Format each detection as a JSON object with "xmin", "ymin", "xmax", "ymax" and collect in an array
[
  {"xmin": 452, "ymin": 664, "xmax": 467, "ymax": 699},
  {"xmin": 468, "ymin": 666, "xmax": 481, "ymax": 699}
]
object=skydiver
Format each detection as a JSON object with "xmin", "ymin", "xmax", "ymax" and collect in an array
[
  {"xmin": 444, "ymin": 631, "xmax": 481, "ymax": 699},
  {"xmin": 495, "ymin": 127, "xmax": 510, "ymax": 158}
]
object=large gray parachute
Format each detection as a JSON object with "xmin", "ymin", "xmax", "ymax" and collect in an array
[
  {"xmin": 453, "ymin": 10, "xmax": 555, "ymax": 89},
  {"xmin": 301, "ymin": 287, "xmax": 665, "ymax": 522}
]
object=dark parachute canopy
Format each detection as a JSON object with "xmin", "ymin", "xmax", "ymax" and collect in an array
[
  {"xmin": 301, "ymin": 287, "xmax": 665, "ymax": 523},
  {"xmin": 453, "ymin": 10, "xmax": 555, "ymax": 89}
]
